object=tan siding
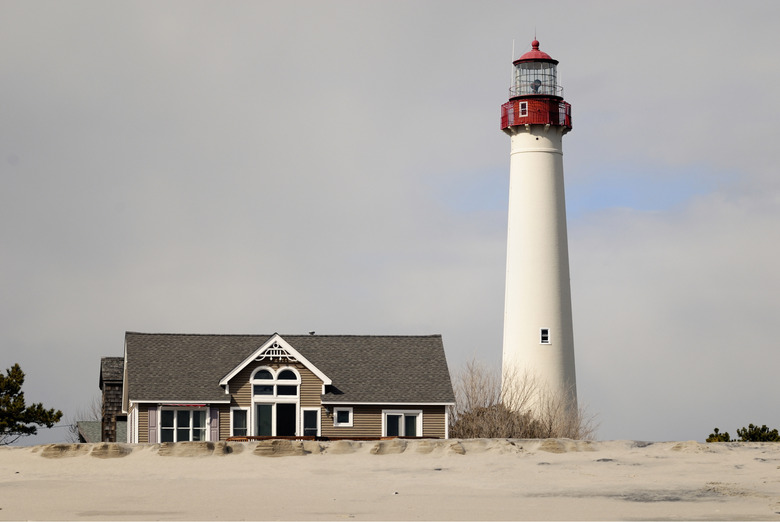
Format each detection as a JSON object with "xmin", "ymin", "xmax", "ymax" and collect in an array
[
  {"xmin": 299, "ymin": 367, "xmax": 322, "ymax": 408},
  {"xmin": 218, "ymin": 404, "xmax": 231, "ymax": 441},
  {"xmin": 222, "ymin": 359, "xmax": 448, "ymax": 439},
  {"xmin": 322, "ymin": 405, "xmax": 381, "ymax": 438},
  {"xmin": 137, "ymin": 405, "xmax": 149, "ymax": 444},
  {"xmin": 229, "ymin": 365, "xmax": 254, "ymax": 409},
  {"xmin": 321, "ymin": 407, "xmax": 335, "ymax": 437},
  {"xmin": 421, "ymin": 406, "xmax": 446, "ymax": 438},
  {"xmin": 321, "ymin": 404, "xmax": 448, "ymax": 438},
  {"xmin": 228, "ymin": 362, "xmax": 322, "ymax": 406},
  {"xmin": 321, "ymin": 405, "xmax": 381, "ymax": 438},
  {"xmin": 226, "ymin": 361, "xmax": 323, "ymax": 436}
]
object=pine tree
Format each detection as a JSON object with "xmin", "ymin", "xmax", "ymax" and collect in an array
[
  {"xmin": 706, "ymin": 427, "xmax": 731, "ymax": 442},
  {"xmin": 0, "ymin": 364, "xmax": 63, "ymax": 445},
  {"xmin": 736, "ymin": 424, "xmax": 780, "ymax": 442}
]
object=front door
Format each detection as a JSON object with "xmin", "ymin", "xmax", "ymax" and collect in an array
[
  {"xmin": 256, "ymin": 404, "xmax": 272, "ymax": 436},
  {"xmin": 255, "ymin": 403, "xmax": 297, "ymax": 436},
  {"xmin": 277, "ymin": 403, "xmax": 296, "ymax": 436}
]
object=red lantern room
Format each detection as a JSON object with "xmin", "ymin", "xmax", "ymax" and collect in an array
[{"xmin": 501, "ymin": 40, "xmax": 572, "ymax": 132}]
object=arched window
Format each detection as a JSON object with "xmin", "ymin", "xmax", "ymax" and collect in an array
[
  {"xmin": 254, "ymin": 369, "xmax": 273, "ymax": 379},
  {"xmin": 252, "ymin": 368, "xmax": 275, "ymax": 396},
  {"xmin": 251, "ymin": 367, "xmax": 300, "ymax": 398},
  {"xmin": 251, "ymin": 367, "xmax": 301, "ymax": 437}
]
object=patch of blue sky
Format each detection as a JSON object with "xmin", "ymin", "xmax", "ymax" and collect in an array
[
  {"xmin": 566, "ymin": 164, "xmax": 736, "ymax": 220},
  {"xmin": 433, "ymin": 168, "xmax": 508, "ymax": 214},
  {"xmin": 432, "ymin": 163, "xmax": 736, "ymax": 219}
]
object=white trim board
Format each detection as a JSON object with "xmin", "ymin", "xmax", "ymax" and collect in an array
[
  {"xmin": 219, "ymin": 334, "xmax": 332, "ymax": 387},
  {"xmin": 130, "ymin": 399, "xmax": 231, "ymax": 405},
  {"xmin": 321, "ymin": 401, "xmax": 454, "ymax": 406}
]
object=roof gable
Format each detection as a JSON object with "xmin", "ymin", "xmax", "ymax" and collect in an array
[
  {"xmin": 122, "ymin": 332, "xmax": 454, "ymax": 405},
  {"xmin": 219, "ymin": 334, "xmax": 331, "ymax": 387}
]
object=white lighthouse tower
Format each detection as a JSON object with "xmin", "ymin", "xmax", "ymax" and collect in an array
[{"xmin": 500, "ymin": 40, "xmax": 577, "ymax": 410}]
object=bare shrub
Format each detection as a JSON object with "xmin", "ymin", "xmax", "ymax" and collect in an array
[
  {"xmin": 65, "ymin": 395, "xmax": 102, "ymax": 443},
  {"xmin": 449, "ymin": 359, "xmax": 597, "ymax": 440}
]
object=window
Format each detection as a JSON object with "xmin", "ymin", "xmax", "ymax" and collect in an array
[
  {"xmin": 512, "ymin": 61, "xmax": 559, "ymax": 97},
  {"xmin": 251, "ymin": 367, "xmax": 301, "ymax": 436},
  {"xmin": 519, "ymin": 101, "xmax": 528, "ymax": 116},
  {"xmin": 540, "ymin": 328, "xmax": 550, "ymax": 344},
  {"xmin": 160, "ymin": 408, "xmax": 206, "ymax": 442},
  {"xmin": 252, "ymin": 369, "xmax": 274, "ymax": 395},
  {"xmin": 382, "ymin": 410, "xmax": 422, "ymax": 437},
  {"xmin": 254, "ymin": 403, "xmax": 297, "ymax": 436},
  {"xmin": 252, "ymin": 367, "xmax": 300, "ymax": 397},
  {"xmin": 231, "ymin": 408, "xmax": 248, "ymax": 437},
  {"xmin": 302, "ymin": 408, "xmax": 320, "ymax": 437},
  {"xmin": 333, "ymin": 407, "xmax": 353, "ymax": 427}
]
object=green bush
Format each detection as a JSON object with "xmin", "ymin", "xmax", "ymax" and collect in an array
[
  {"xmin": 736, "ymin": 424, "xmax": 780, "ymax": 442},
  {"xmin": 706, "ymin": 427, "xmax": 731, "ymax": 442},
  {"xmin": 707, "ymin": 424, "xmax": 780, "ymax": 442}
]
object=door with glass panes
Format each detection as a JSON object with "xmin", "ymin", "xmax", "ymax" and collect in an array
[
  {"xmin": 384, "ymin": 411, "xmax": 421, "ymax": 437},
  {"xmin": 255, "ymin": 403, "xmax": 297, "ymax": 436},
  {"xmin": 251, "ymin": 366, "xmax": 301, "ymax": 436}
]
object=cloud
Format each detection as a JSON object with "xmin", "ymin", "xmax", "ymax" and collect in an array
[
  {"xmin": 1, "ymin": 1, "xmax": 779, "ymax": 443},
  {"xmin": 571, "ymin": 187, "xmax": 780, "ymax": 440}
]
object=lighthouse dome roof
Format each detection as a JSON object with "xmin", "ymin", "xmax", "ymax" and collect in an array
[{"xmin": 514, "ymin": 40, "xmax": 558, "ymax": 64}]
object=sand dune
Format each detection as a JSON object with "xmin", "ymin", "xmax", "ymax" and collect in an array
[{"xmin": 1, "ymin": 439, "xmax": 779, "ymax": 520}]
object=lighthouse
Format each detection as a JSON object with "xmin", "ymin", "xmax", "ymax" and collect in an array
[{"xmin": 500, "ymin": 40, "xmax": 577, "ymax": 410}]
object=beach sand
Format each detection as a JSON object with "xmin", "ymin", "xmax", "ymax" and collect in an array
[{"xmin": 1, "ymin": 439, "xmax": 779, "ymax": 520}]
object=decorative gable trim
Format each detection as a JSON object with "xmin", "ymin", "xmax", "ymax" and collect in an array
[
  {"xmin": 255, "ymin": 339, "xmax": 297, "ymax": 362},
  {"xmin": 219, "ymin": 334, "xmax": 332, "ymax": 387}
]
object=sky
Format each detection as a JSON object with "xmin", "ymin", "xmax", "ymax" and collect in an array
[{"xmin": 2, "ymin": 1, "xmax": 779, "ymax": 444}]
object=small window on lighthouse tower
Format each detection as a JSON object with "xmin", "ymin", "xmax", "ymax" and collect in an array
[
  {"xmin": 519, "ymin": 101, "xmax": 528, "ymax": 116},
  {"xmin": 540, "ymin": 328, "xmax": 550, "ymax": 344}
]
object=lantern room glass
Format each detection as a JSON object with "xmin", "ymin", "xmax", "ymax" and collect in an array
[{"xmin": 511, "ymin": 61, "xmax": 560, "ymax": 97}]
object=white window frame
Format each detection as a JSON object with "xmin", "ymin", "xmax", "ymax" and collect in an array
[
  {"xmin": 333, "ymin": 407, "xmax": 353, "ymax": 427},
  {"xmin": 519, "ymin": 101, "xmax": 528, "ymax": 116},
  {"xmin": 250, "ymin": 366, "xmax": 301, "ymax": 436},
  {"xmin": 301, "ymin": 407, "xmax": 321, "ymax": 437},
  {"xmin": 230, "ymin": 407, "xmax": 249, "ymax": 437},
  {"xmin": 253, "ymin": 402, "xmax": 299, "ymax": 436},
  {"xmin": 381, "ymin": 409, "xmax": 423, "ymax": 437},
  {"xmin": 159, "ymin": 407, "xmax": 209, "ymax": 442},
  {"xmin": 128, "ymin": 405, "xmax": 137, "ymax": 444},
  {"xmin": 251, "ymin": 366, "xmax": 301, "ymax": 399},
  {"xmin": 540, "ymin": 328, "xmax": 551, "ymax": 344},
  {"xmin": 251, "ymin": 366, "xmax": 276, "ymax": 397}
]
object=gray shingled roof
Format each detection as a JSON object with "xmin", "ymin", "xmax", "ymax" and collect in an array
[
  {"xmin": 77, "ymin": 421, "xmax": 101, "ymax": 443},
  {"xmin": 76, "ymin": 420, "xmax": 127, "ymax": 443},
  {"xmin": 100, "ymin": 356, "xmax": 124, "ymax": 388},
  {"xmin": 124, "ymin": 333, "xmax": 454, "ymax": 404}
]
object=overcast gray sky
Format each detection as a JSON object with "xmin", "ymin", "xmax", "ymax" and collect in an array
[{"xmin": 2, "ymin": 1, "xmax": 779, "ymax": 444}]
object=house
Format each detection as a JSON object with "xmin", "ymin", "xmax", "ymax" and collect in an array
[
  {"xmin": 103, "ymin": 332, "xmax": 455, "ymax": 443},
  {"xmin": 100, "ymin": 356, "xmax": 125, "ymax": 442},
  {"xmin": 76, "ymin": 421, "xmax": 101, "ymax": 443},
  {"xmin": 73, "ymin": 358, "xmax": 127, "ymax": 443},
  {"xmin": 77, "ymin": 420, "xmax": 126, "ymax": 443}
]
